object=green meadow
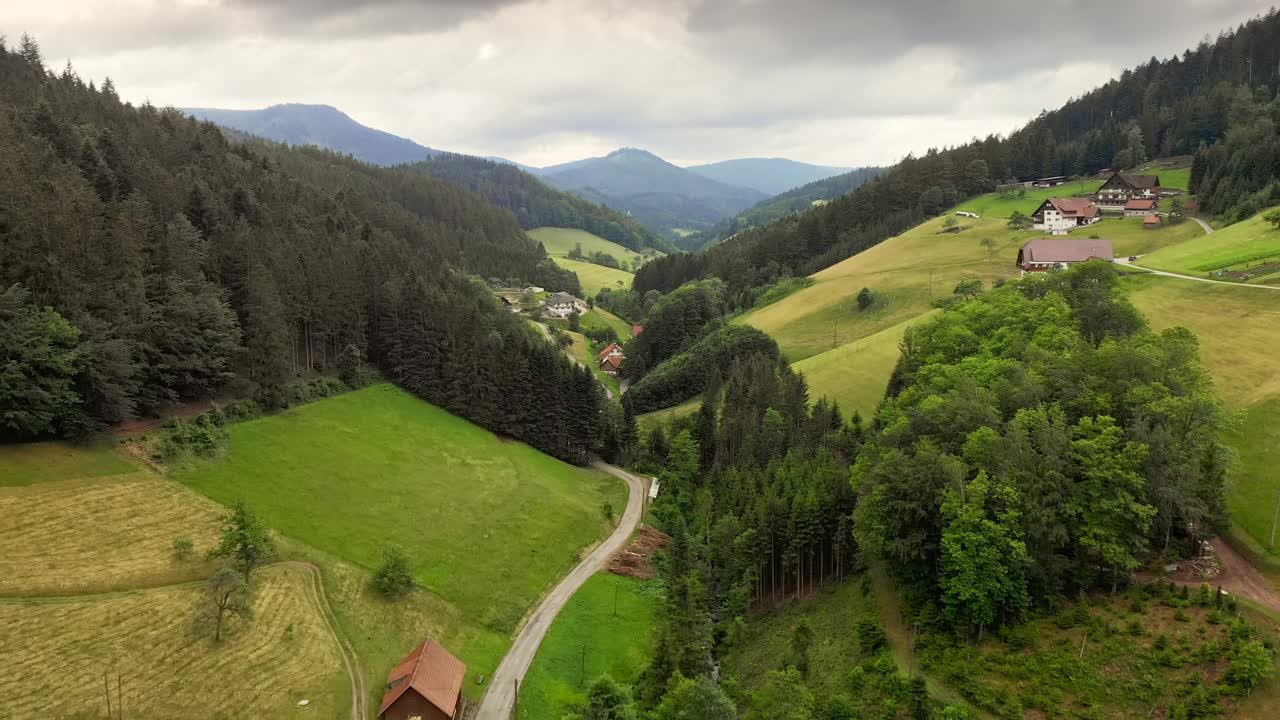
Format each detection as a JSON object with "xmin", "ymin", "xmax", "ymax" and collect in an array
[
  {"xmin": 173, "ymin": 383, "xmax": 629, "ymax": 689},
  {"xmin": 1140, "ymin": 207, "xmax": 1280, "ymax": 283},
  {"xmin": 0, "ymin": 440, "xmax": 135, "ymax": 487},
  {"xmin": 952, "ymin": 179, "xmax": 1103, "ymax": 218},
  {"xmin": 552, "ymin": 255, "xmax": 636, "ymax": 296},
  {"xmin": 529, "ymin": 227, "xmax": 654, "ymax": 265},
  {"xmin": 518, "ymin": 573, "xmax": 661, "ymax": 719},
  {"xmin": 1125, "ymin": 275, "xmax": 1280, "ymax": 557}
]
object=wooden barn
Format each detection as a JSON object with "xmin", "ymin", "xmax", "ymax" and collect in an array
[{"xmin": 378, "ymin": 639, "xmax": 467, "ymax": 720}]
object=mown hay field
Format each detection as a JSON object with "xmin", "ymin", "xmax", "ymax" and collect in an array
[
  {"xmin": 0, "ymin": 564, "xmax": 346, "ymax": 719},
  {"xmin": 0, "ymin": 468, "xmax": 224, "ymax": 596}
]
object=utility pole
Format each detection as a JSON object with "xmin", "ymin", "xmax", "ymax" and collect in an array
[
  {"xmin": 104, "ymin": 671, "xmax": 112, "ymax": 719},
  {"xmin": 832, "ymin": 318, "xmax": 837, "ymax": 349},
  {"xmin": 613, "ymin": 583, "xmax": 619, "ymax": 617},
  {"xmin": 579, "ymin": 645, "xmax": 587, "ymax": 688},
  {"xmin": 512, "ymin": 679, "xmax": 519, "ymax": 720}
]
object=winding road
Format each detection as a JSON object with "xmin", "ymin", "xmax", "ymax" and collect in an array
[{"xmin": 474, "ymin": 463, "xmax": 647, "ymax": 720}]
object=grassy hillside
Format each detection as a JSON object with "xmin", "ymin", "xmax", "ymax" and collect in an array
[
  {"xmin": 530, "ymin": 227, "xmax": 654, "ymax": 264},
  {"xmin": 793, "ymin": 311, "xmax": 939, "ymax": 420},
  {"xmin": 580, "ymin": 306, "xmax": 633, "ymax": 339},
  {"xmin": 637, "ymin": 397, "xmax": 700, "ymax": 432},
  {"xmin": 739, "ymin": 215, "xmax": 1032, "ymax": 362},
  {"xmin": 552, "ymin": 256, "xmax": 636, "ymax": 296},
  {"xmin": 1125, "ymin": 275, "xmax": 1280, "ymax": 556},
  {"xmin": 518, "ymin": 573, "xmax": 660, "ymax": 719},
  {"xmin": 173, "ymin": 384, "xmax": 627, "ymax": 688},
  {"xmin": 1140, "ymin": 208, "xmax": 1280, "ymax": 284},
  {"xmin": 952, "ymin": 179, "xmax": 1103, "ymax": 218}
]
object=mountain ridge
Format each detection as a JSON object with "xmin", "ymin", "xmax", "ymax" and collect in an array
[{"xmin": 685, "ymin": 156, "xmax": 850, "ymax": 195}]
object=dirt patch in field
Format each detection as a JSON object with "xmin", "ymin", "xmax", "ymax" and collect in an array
[{"xmin": 608, "ymin": 526, "xmax": 670, "ymax": 580}]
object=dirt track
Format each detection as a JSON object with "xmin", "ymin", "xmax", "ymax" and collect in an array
[
  {"xmin": 473, "ymin": 463, "xmax": 646, "ymax": 720},
  {"xmin": 1207, "ymin": 537, "xmax": 1280, "ymax": 614}
]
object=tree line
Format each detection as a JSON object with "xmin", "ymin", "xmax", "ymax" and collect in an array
[{"xmin": 0, "ymin": 36, "xmax": 611, "ymax": 463}]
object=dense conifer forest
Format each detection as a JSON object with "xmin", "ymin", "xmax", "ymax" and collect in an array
[
  {"xmin": 0, "ymin": 36, "xmax": 611, "ymax": 462},
  {"xmin": 634, "ymin": 10, "xmax": 1280, "ymax": 303},
  {"xmin": 404, "ymin": 153, "xmax": 674, "ymax": 254}
]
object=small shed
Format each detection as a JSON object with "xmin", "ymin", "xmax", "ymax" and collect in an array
[
  {"xmin": 1124, "ymin": 198, "xmax": 1158, "ymax": 217},
  {"xmin": 378, "ymin": 639, "xmax": 467, "ymax": 720},
  {"xmin": 1144, "ymin": 214, "xmax": 1162, "ymax": 229}
]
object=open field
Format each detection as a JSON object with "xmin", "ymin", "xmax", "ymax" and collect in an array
[
  {"xmin": 1090, "ymin": 216, "xmax": 1206, "ymax": 257},
  {"xmin": 518, "ymin": 573, "xmax": 660, "ymax": 720},
  {"xmin": 739, "ymin": 215, "xmax": 1032, "ymax": 362},
  {"xmin": 551, "ymin": 256, "xmax": 636, "ymax": 296},
  {"xmin": 530, "ymin": 227, "xmax": 653, "ymax": 264},
  {"xmin": 637, "ymin": 397, "xmax": 700, "ymax": 432},
  {"xmin": 1135, "ymin": 164, "xmax": 1192, "ymax": 190},
  {"xmin": 1140, "ymin": 208, "xmax": 1280, "ymax": 284},
  {"xmin": 952, "ymin": 179, "xmax": 1102, "ymax": 218},
  {"xmin": 173, "ymin": 384, "xmax": 627, "ymax": 686},
  {"xmin": 793, "ymin": 311, "xmax": 938, "ymax": 421},
  {"xmin": 1125, "ymin": 274, "xmax": 1280, "ymax": 556},
  {"xmin": 0, "ymin": 471, "xmax": 224, "ymax": 596},
  {"xmin": 0, "ymin": 563, "xmax": 346, "ymax": 719},
  {"xmin": 0, "ymin": 440, "xmax": 136, "ymax": 487}
]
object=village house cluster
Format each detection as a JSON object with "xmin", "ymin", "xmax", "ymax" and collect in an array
[{"xmin": 1029, "ymin": 172, "xmax": 1169, "ymax": 235}]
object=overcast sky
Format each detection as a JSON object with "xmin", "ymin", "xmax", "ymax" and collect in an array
[{"xmin": 10, "ymin": 0, "xmax": 1276, "ymax": 167}]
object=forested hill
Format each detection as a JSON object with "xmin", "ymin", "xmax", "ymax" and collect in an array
[
  {"xmin": 636, "ymin": 9, "xmax": 1280, "ymax": 298},
  {"xmin": 0, "ymin": 36, "xmax": 613, "ymax": 464},
  {"xmin": 405, "ymin": 154, "xmax": 675, "ymax": 254},
  {"xmin": 183, "ymin": 103, "xmax": 442, "ymax": 167},
  {"xmin": 679, "ymin": 165, "xmax": 884, "ymax": 250},
  {"xmin": 537, "ymin": 148, "xmax": 768, "ymax": 237},
  {"xmin": 685, "ymin": 157, "xmax": 850, "ymax": 196}
]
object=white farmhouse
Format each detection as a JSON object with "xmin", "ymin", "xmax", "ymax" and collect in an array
[
  {"xmin": 543, "ymin": 291, "xmax": 588, "ymax": 319},
  {"xmin": 1031, "ymin": 198, "xmax": 1101, "ymax": 235}
]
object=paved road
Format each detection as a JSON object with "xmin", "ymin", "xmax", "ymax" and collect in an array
[
  {"xmin": 474, "ymin": 463, "xmax": 646, "ymax": 720},
  {"xmin": 1114, "ymin": 256, "xmax": 1280, "ymax": 290},
  {"xmin": 1188, "ymin": 216, "xmax": 1214, "ymax": 235}
]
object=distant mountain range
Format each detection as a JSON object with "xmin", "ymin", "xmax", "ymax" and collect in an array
[
  {"xmin": 183, "ymin": 104, "xmax": 444, "ymax": 167},
  {"xmin": 533, "ymin": 148, "xmax": 769, "ymax": 236},
  {"xmin": 685, "ymin": 158, "xmax": 850, "ymax": 196},
  {"xmin": 183, "ymin": 104, "xmax": 853, "ymax": 239}
]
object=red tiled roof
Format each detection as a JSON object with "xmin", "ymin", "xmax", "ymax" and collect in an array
[
  {"xmin": 601, "ymin": 355, "xmax": 623, "ymax": 371},
  {"xmin": 1047, "ymin": 197, "xmax": 1099, "ymax": 218},
  {"xmin": 1125, "ymin": 198, "xmax": 1157, "ymax": 210},
  {"xmin": 596, "ymin": 342, "xmax": 623, "ymax": 362},
  {"xmin": 1144, "ymin": 214, "xmax": 1161, "ymax": 225},
  {"xmin": 378, "ymin": 639, "xmax": 467, "ymax": 719},
  {"xmin": 1018, "ymin": 238, "xmax": 1114, "ymax": 268}
]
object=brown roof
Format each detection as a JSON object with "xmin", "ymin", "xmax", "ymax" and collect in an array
[
  {"xmin": 1018, "ymin": 238, "xmax": 1114, "ymax": 268},
  {"xmin": 596, "ymin": 342, "xmax": 623, "ymax": 362},
  {"xmin": 1125, "ymin": 198, "xmax": 1157, "ymax": 210},
  {"xmin": 1144, "ymin": 214, "xmax": 1161, "ymax": 225},
  {"xmin": 378, "ymin": 639, "xmax": 467, "ymax": 719},
  {"xmin": 601, "ymin": 355, "xmax": 623, "ymax": 371},
  {"xmin": 631, "ymin": 324, "xmax": 643, "ymax": 336},
  {"xmin": 1045, "ymin": 197, "xmax": 1099, "ymax": 218}
]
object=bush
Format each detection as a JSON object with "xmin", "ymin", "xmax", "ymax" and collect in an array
[
  {"xmin": 371, "ymin": 545, "xmax": 417, "ymax": 598},
  {"xmin": 1264, "ymin": 208, "xmax": 1280, "ymax": 231},
  {"xmin": 997, "ymin": 623, "xmax": 1038, "ymax": 650},
  {"xmin": 221, "ymin": 399, "xmax": 262, "ymax": 422},
  {"xmin": 151, "ymin": 416, "xmax": 227, "ymax": 462},
  {"xmin": 292, "ymin": 376, "xmax": 348, "ymax": 405},
  {"xmin": 173, "ymin": 537, "xmax": 195, "ymax": 561},
  {"xmin": 856, "ymin": 287, "xmax": 876, "ymax": 311},
  {"xmin": 1225, "ymin": 640, "xmax": 1273, "ymax": 695},
  {"xmin": 856, "ymin": 616, "xmax": 886, "ymax": 653}
]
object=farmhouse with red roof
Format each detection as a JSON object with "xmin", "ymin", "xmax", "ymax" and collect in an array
[{"xmin": 378, "ymin": 639, "xmax": 467, "ymax": 720}]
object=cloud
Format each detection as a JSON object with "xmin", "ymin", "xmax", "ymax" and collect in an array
[{"xmin": 8, "ymin": 0, "xmax": 1276, "ymax": 167}]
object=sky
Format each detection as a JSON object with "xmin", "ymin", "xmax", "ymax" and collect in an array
[{"xmin": 10, "ymin": 0, "xmax": 1277, "ymax": 168}]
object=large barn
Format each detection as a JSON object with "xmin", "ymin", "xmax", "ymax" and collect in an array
[
  {"xmin": 378, "ymin": 639, "xmax": 467, "ymax": 720},
  {"xmin": 1016, "ymin": 238, "xmax": 1114, "ymax": 273},
  {"xmin": 1096, "ymin": 173, "xmax": 1160, "ymax": 208},
  {"xmin": 1030, "ymin": 197, "xmax": 1101, "ymax": 234}
]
